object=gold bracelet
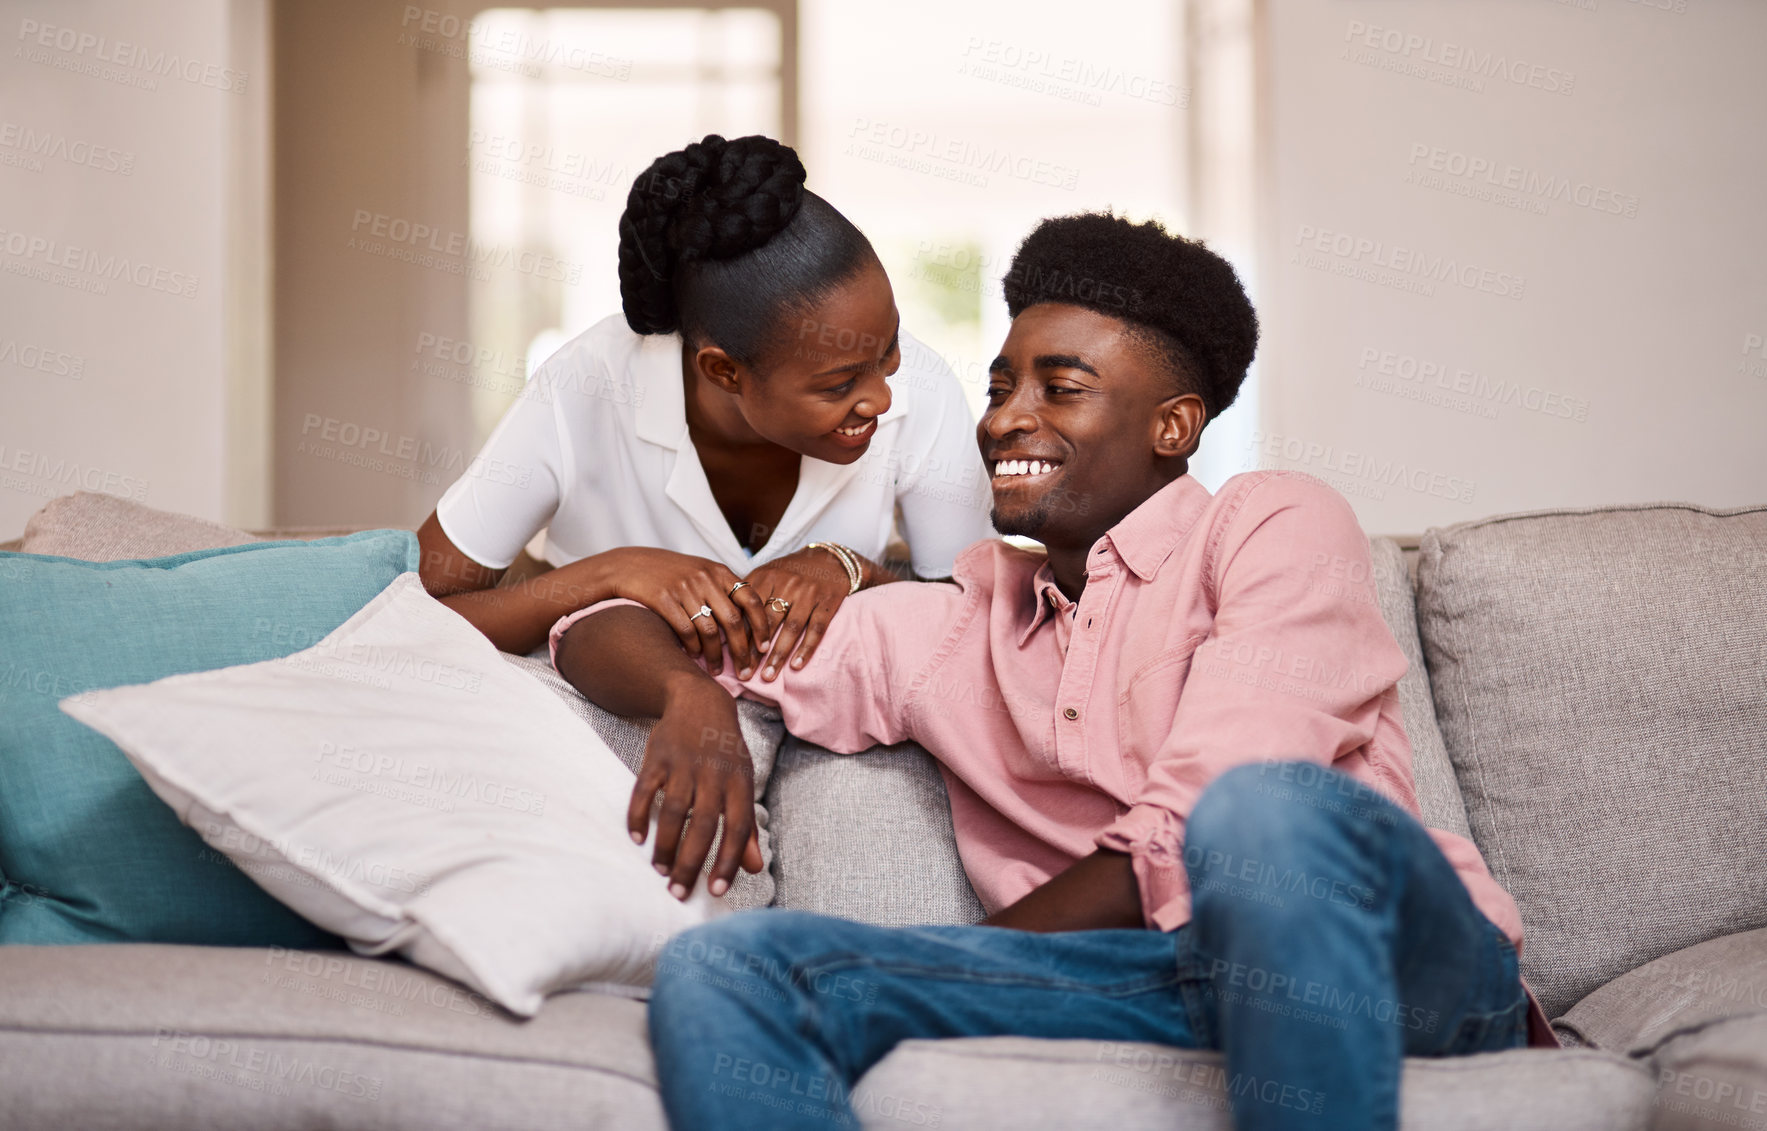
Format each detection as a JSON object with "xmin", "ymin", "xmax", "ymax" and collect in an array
[{"xmin": 805, "ymin": 541, "xmax": 863, "ymax": 594}]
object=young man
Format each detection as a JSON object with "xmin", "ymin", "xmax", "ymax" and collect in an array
[{"xmin": 551, "ymin": 213, "xmax": 1546, "ymax": 1131}]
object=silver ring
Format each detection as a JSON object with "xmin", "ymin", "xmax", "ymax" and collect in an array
[
  {"xmin": 767, "ymin": 597, "xmax": 791, "ymax": 614},
  {"xmin": 727, "ymin": 581, "xmax": 750, "ymax": 597},
  {"xmin": 689, "ymin": 604, "xmax": 713, "ymax": 622}
]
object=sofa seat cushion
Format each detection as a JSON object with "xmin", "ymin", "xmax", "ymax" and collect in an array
[
  {"xmin": 859, "ymin": 1037, "xmax": 1655, "ymax": 1130},
  {"xmin": 1415, "ymin": 502, "xmax": 1767, "ymax": 1019},
  {"xmin": 1556, "ymin": 928, "xmax": 1767, "ymax": 1054},
  {"xmin": 0, "ymin": 944, "xmax": 665, "ymax": 1131},
  {"xmin": 1648, "ymin": 1013, "xmax": 1767, "ymax": 1131}
]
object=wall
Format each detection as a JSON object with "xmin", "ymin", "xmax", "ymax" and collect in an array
[
  {"xmin": 1252, "ymin": 0, "xmax": 1767, "ymax": 533},
  {"xmin": 0, "ymin": 0, "xmax": 269, "ymax": 539},
  {"xmin": 272, "ymin": 0, "xmax": 476, "ymax": 529}
]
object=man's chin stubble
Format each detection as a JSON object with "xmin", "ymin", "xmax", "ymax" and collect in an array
[{"xmin": 990, "ymin": 502, "xmax": 1052, "ymax": 540}]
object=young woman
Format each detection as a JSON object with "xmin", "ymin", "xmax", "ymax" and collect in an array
[{"xmin": 418, "ymin": 134, "xmax": 993, "ymax": 681}]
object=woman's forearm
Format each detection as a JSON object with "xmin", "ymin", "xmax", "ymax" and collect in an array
[
  {"xmin": 440, "ymin": 555, "xmax": 618, "ymax": 654},
  {"xmin": 852, "ymin": 551, "xmax": 920, "ymax": 588}
]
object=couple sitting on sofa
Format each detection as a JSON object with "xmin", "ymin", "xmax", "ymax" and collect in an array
[{"xmin": 420, "ymin": 133, "xmax": 1545, "ymax": 1131}]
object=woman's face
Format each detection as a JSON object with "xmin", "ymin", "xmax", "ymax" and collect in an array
[{"xmin": 735, "ymin": 261, "xmax": 901, "ymax": 465}]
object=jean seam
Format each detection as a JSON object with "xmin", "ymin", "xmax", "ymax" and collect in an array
[{"xmin": 791, "ymin": 954, "xmax": 1185, "ymax": 999}]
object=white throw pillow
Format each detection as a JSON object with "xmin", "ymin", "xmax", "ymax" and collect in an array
[{"xmin": 60, "ymin": 572, "xmax": 728, "ymax": 1017}]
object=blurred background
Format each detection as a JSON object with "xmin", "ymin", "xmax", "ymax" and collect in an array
[{"xmin": 2, "ymin": 0, "xmax": 1763, "ymax": 539}]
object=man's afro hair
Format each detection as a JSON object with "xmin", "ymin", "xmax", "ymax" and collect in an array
[{"xmin": 1000, "ymin": 213, "xmax": 1258, "ymax": 420}]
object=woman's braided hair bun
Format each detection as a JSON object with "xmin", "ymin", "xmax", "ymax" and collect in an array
[{"xmin": 619, "ymin": 134, "xmax": 808, "ymax": 335}]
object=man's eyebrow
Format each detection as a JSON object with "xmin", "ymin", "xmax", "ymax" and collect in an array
[
  {"xmin": 988, "ymin": 354, "xmax": 1011, "ymax": 374},
  {"xmin": 812, "ymin": 317, "xmax": 901, "ymax": 378},
  {"xmin": 1034, "ymin": 353, "xmax": 1100, "ymax": 377}
]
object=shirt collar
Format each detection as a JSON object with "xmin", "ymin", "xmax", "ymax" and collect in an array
[
  {"xmin": 1100, "ymin": 474, "xmax": 1212, "ymax": 582},
  {"xmin": 1014, "ymin": 474, "xmax": 1212, "ymax": 648},
  {"xmin": 634, "ymin": 333, "xmax": 689, "ymax": 448}
]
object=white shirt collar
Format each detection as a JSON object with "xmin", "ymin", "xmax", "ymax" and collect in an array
[{"xmin": 627, "ymin": 329, "xmax": 917, "ymax": 564}]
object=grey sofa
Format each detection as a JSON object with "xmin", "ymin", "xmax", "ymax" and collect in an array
[{"xmin": 3, "ymin": 492, "xmax": 1764, "ymax": 1130}]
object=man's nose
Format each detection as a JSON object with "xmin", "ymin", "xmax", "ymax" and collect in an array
[{"xmin": 982, "ymin": 385, "xmax": 1038, "ymax": 439}]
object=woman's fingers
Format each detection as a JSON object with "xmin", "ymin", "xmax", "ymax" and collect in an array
[
  {"xmin": 762, "ymin": 596, "xmax": 815, "ymax": 681},
  {"xmin": 728, "ymin": 582, "xmax": 773, "ymax": 660},
  {"xmin": 677, "ymin": 584, "xmax": 726, "ymax": 673},
  {"xmin": 656, "ymin": 595, "xmax": 703, "ymax": 659},
  {"xmin": 789, "ymin": 602, "xmax": 840, "ymax": 670},
  {"xmin": 704, "ymin": 587, "xmax": 757, "ymax": 676}
]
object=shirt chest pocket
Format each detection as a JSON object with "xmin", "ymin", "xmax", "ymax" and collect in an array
[{"xmin": 1115, "ymin": 639, "xmax": 1204, "ymax": 780}]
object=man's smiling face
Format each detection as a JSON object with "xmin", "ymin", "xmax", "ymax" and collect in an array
[{"xmin": 978, "ymin": 302, "xmax": 1204, "ymax": 550}]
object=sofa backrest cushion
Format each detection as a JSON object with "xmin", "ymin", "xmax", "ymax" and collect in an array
[
  {"xmin": 19, "ymin": 491, "xmax": 260, "ymax": 560},
  {"xmin": 502, "ymin": 652, "xmax": 782, "ymax": 912},
  {"xmin": 764, "ymin": 736, "xmax": 984, "ymax": 926},
  {"xmin": 1415, "ymin": 502, "xmax": 1767, "ymax": 1018},
  {"xmin": 1368, "ymin": 537, "xmax": 1471, "ymax": 839},
  {"xmin": 0, "ymin": 531, "xmax": 418, "ymax": 947}
]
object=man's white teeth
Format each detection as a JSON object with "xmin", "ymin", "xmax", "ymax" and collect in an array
[{"xmin": 994, "ymin": 459, "xmax": 1058, "ymax": 477}]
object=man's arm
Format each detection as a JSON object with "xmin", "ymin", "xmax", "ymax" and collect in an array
[
  {"xmin": 1095, "ymin": 473, "xmax": 1411, "ymax": 932},
  {"xmin": 553, "ymin": 581, "xmax": 954, "ymax": 901},
  {"xmin": 554, "ymin": 605, "xmax": 763, "ymax": 900}
]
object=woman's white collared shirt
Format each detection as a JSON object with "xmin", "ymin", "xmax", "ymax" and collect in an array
[{"xmin": 435, "ymin": 314, "xmax": 995, "ymax": 578}]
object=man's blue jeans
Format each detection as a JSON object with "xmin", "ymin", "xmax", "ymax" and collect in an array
[{"xmin": 648, "ymin": 762, "xmax": 1529, "ymax": 1130}]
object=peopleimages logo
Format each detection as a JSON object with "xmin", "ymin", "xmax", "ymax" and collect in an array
[
  {"xmin": 1406, "ymin": 143, "xmax": 1639, "ymax": 219},
  {"xmin": 0, "ymin": 228, "xmax": 199, "ymax": 299},
  {"xmin": 1247, "ymin": 432, "xmax": 1478, "ymax": 505},
  {"xmin": 1293, "ymin": 225, "xmax": 1525, "ymax": 301},
  {"xmin": 15, "ymin": 18, "xmax": 248, "ymax": 93}
]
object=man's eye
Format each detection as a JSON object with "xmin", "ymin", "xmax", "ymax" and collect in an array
[
  {"xmin": 1047, "ymin": 384, "xmax": 1078, "ymax": 396},
  {"xmin": 828, "ymin": 378, "xmax": 856, "ymax": 396},
  {"xmin": 986, "ymin": 385, "xmax": 1009, "ymax": 400}
]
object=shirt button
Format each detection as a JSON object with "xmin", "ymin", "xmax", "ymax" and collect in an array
[{"xmin": 1063, "ymin": 707, "xmax": 1079, "ymax": 721}]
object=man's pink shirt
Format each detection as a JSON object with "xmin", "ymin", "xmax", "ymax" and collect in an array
[{"xmin": 550, "ymin": 469, "xmax": 1522, "ymax": 951}]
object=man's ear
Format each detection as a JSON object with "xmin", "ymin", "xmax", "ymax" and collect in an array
[
  {"xmin": 1154, "ymin": 393, "xmax": 1208, "ymax": 460},
  {"xmin": 692, "ymin": 345, "xmax": 745, "ymax": 395}
]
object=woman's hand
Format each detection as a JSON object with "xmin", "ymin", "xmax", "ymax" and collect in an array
[
  {"xmin": 742, "ymin": 546, "xmax": 856, "ymax": 680},
  {"xmin": 595, "ymin": 548, "xmax": 772, "ymax": 677},
  {"xmin": 630, "ymin": 678, "xmax": 765, "ymax": 899}
]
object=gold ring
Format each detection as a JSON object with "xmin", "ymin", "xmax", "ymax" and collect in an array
[{"xmin": 767, "ymin": 597, "xmax": 791, "ymax": 613}]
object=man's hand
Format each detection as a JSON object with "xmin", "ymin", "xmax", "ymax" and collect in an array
[
  {"xmin": 742, "ymin": 546, "xmax": 856, "ymax": 679},
  {"xmin": 629, "ymin": 677, "xmax": 764, "ymax": 900}
]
